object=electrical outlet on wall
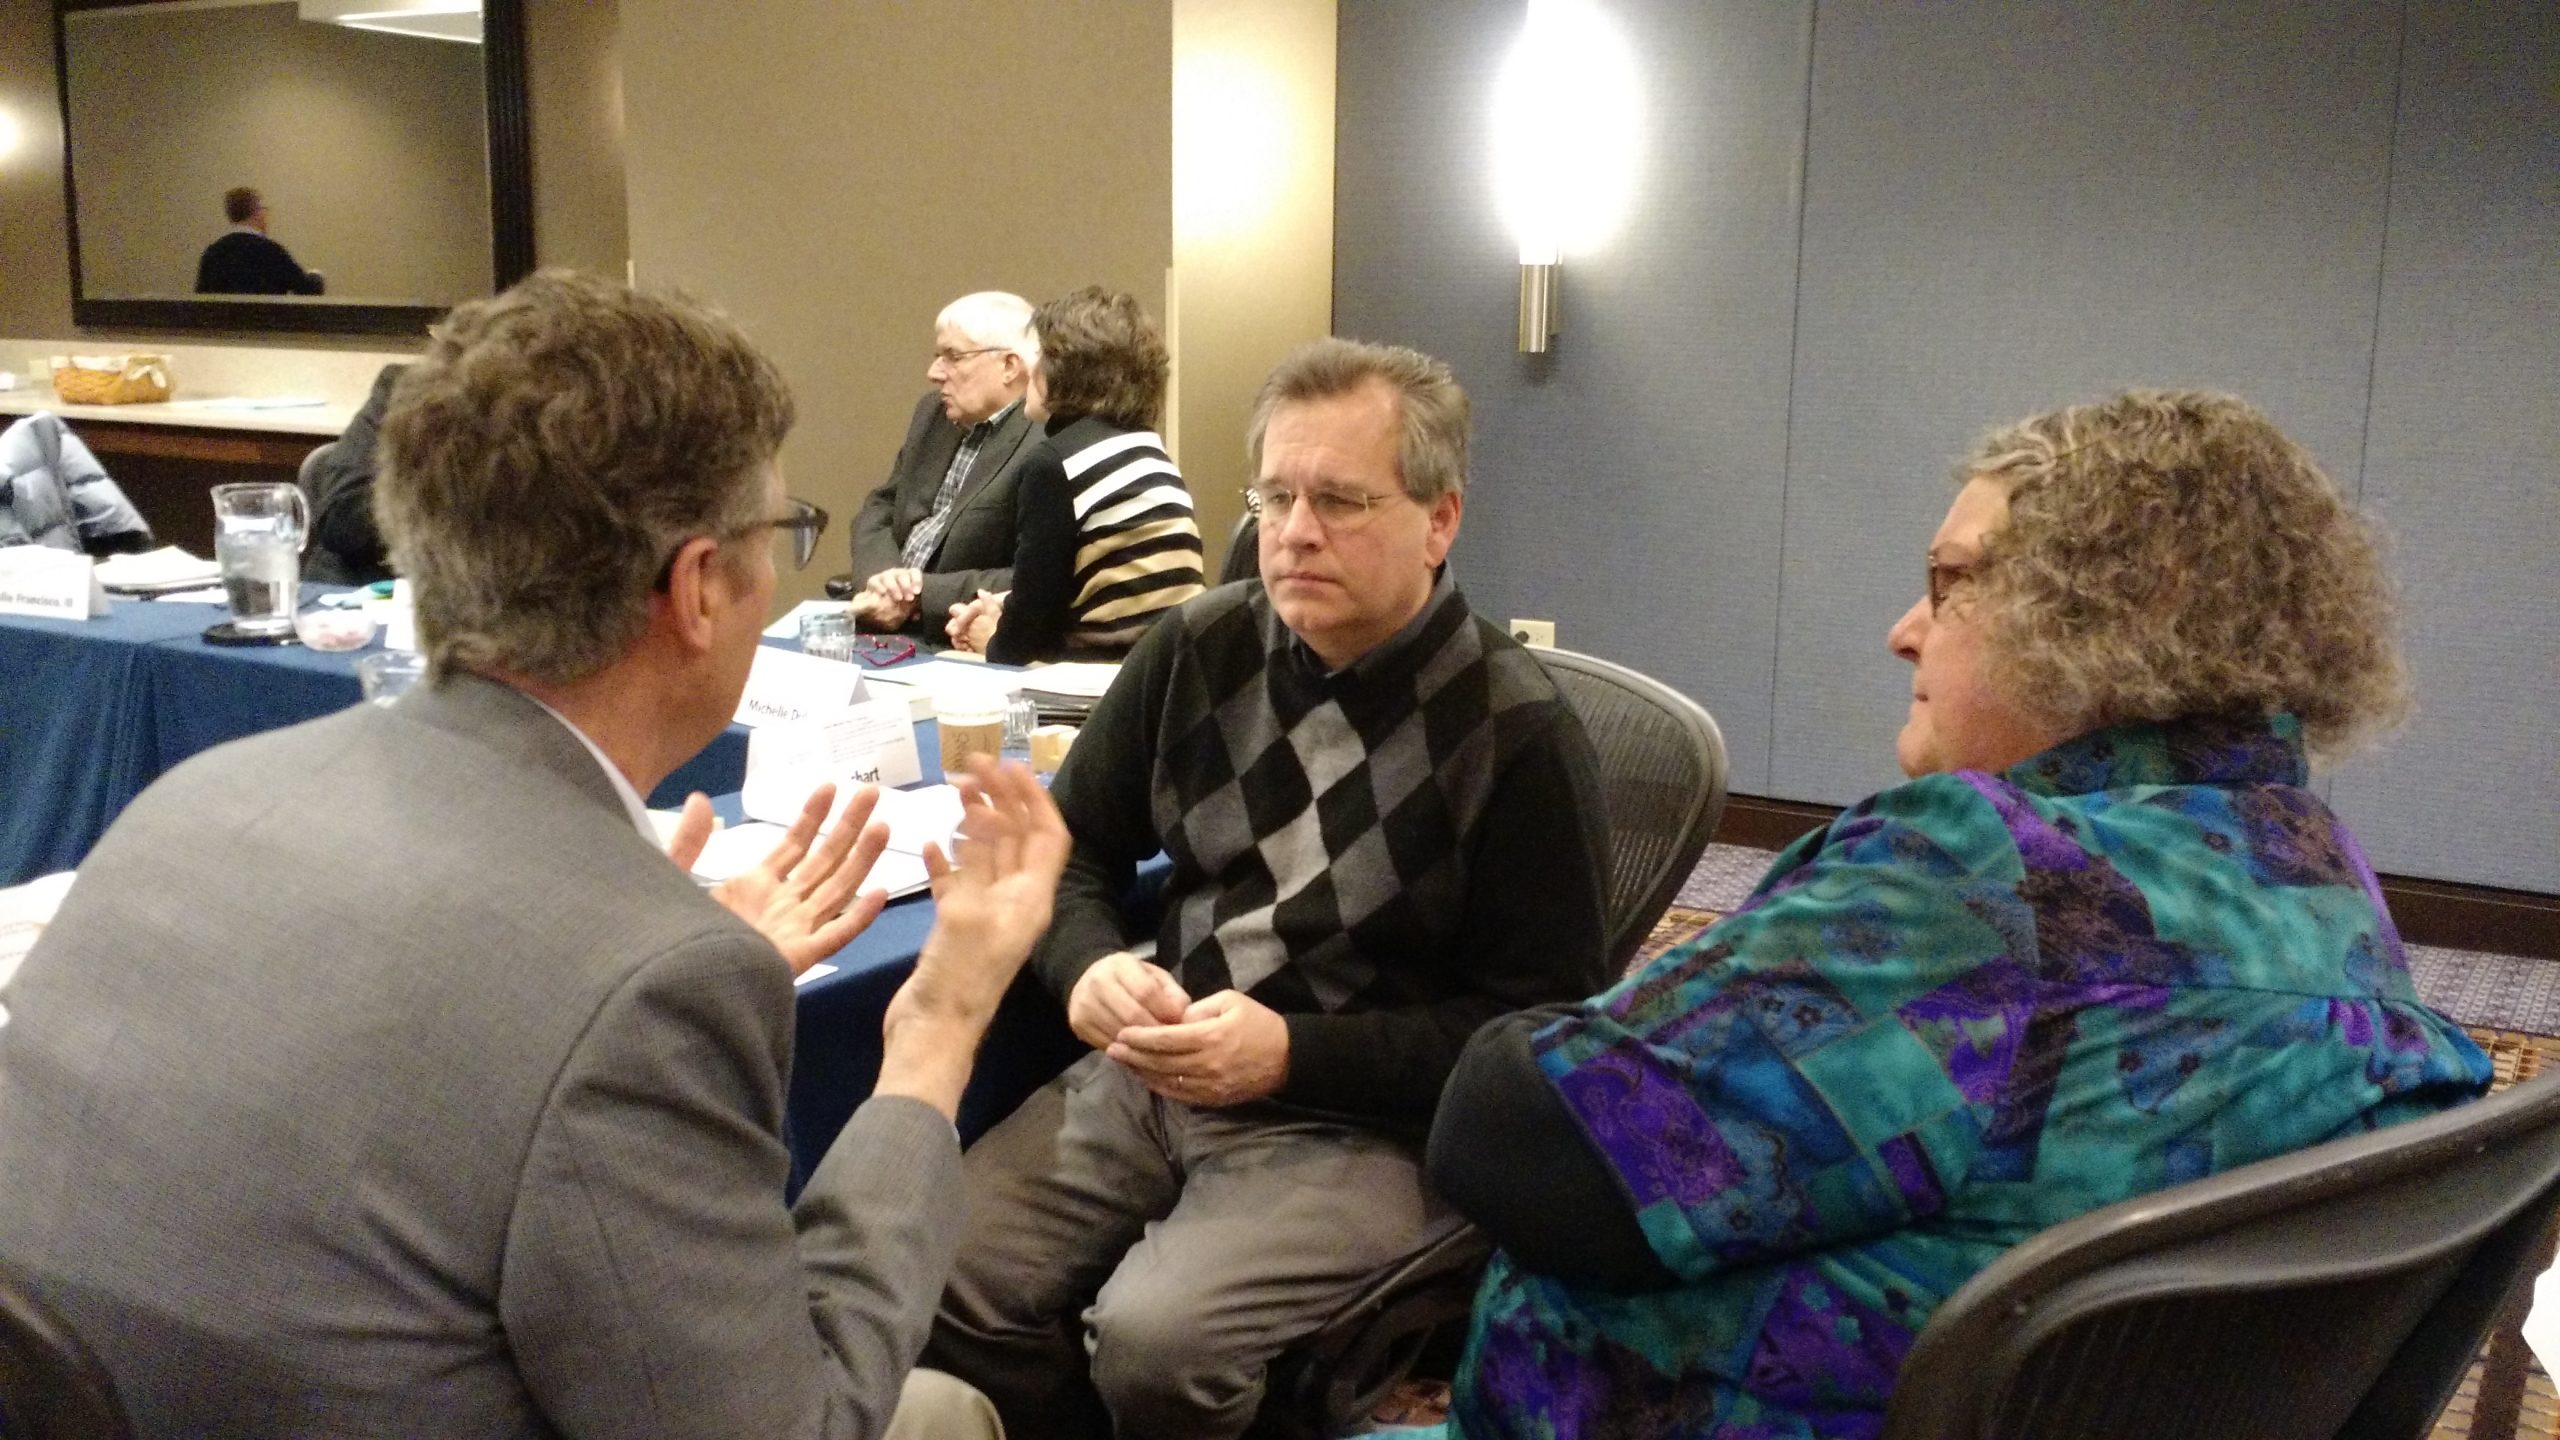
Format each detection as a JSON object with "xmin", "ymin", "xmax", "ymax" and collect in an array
[{"xmin": 1510, "ymin": 618, "xmax": 1556, "ymax": 648}]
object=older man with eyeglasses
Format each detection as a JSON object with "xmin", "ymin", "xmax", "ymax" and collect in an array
[
  {"xmin": 842, "ymin": 292, "xmax": 1045, "ymax": 638},
  {"xmin": 924, "ymin": 338, "xmax": 1613, "ymax": 1440}
]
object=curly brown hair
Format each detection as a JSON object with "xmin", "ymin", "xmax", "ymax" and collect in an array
[
  {"xmin": 377, "ymin": 270, "xmax": 794, "ymax": 686},
  {"xmin": 1033, "ymin": 287, "xmax": 1169, "ymax": 431},
  {"xmin": 1961, "ymin": 389, "xmax": 2408, "ymax": 766}
]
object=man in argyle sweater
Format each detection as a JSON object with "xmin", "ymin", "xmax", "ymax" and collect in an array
[{"xmin": 926, "ymin": 340, "xmax": 1611, "ymax": 1440}]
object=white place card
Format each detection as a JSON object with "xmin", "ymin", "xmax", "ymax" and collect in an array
[
  {"xmin": 740, "ymin": 698, "xmax": 923, "ymax": 826},
  {"xmin": 734, "ymin": 646, "xmax": 867, "ymax": 729},
  {"xmin": 0, "ymin": 547, "xmax": 108, "ymax": 620}
]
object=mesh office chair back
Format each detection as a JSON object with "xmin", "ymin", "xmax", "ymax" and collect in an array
[{"xmin": 1882, "ymin": 1072, "xmax": 2560, "ymax": 1440}]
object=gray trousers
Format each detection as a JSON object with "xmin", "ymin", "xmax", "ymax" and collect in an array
[{"xmin": 925, "ymin": 1053, "xmax": 1465, "ymax": 1440}]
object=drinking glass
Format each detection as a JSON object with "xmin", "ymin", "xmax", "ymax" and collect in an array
[{"xmin": 211, "ymin": 482, "xmax": 309, "ymax": 636}]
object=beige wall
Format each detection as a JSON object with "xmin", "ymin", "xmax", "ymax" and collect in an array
[
  {"xmin": 0, "ymin": 0, "xmax": 74, "ymax": 338},
  {"xmin": 525, "ymin": 0, "xmax": 627, "ymax": 278},
  {"xmin": 619, "ymin": 0, "xmax": 1174, "ymax": 610},
  {"xmin": 64, "ymin": 3, "xmax": 488, "ymax": 303},
  {"xmin": 1169, "ymin": 0, "xmax": 1335, "ymax": 571},
  {"xmin": 0, "ymin": 0, "xmax": 623, "ymax": 344}
]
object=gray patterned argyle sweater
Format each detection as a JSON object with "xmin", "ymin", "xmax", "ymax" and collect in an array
[{"xmin": 1036, "ymin": 570, "xmax": 1611, "ymax": 1132}]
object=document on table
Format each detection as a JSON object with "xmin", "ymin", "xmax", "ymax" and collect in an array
[
  {"xmin": 95, "ymin": 546, "xmax": 220, "ymax": 592},
  {"xmin": 861, "ymin": 658, "xmax": 1025, "ymax": 721},
  {"xmin": 681, "ymin": 782, "xmax": 962, "ymax": 900},
  {"xmin": 0, "ymin": 870, "xmax": 78, "ymax": 1029},
  {"xmin": 167, "ymin": 395, "xmax": 328, "ymax": 411}
]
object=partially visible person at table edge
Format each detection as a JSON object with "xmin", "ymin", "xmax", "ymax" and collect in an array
[
  {"xmin": 1421, "ymin": 389, "xmax": 2493, "ymax": 1440},
  {"xmin": 944, "ymin": 286, "xmax": 1205, "ymax": 662},
  {"xmin": 0, "ymin": 270, "xmax": 1065, "ymax": 1439}
]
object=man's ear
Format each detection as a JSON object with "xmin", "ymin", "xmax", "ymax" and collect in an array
[
  {"xmin": 1423, "ymin": 489, "xmax": 1464, "ymax": 566},
  {"xmin": 656, "ymin": 536, "xmax": 725, "ymax": 655}
]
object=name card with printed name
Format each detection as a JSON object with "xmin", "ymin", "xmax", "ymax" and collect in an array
[
  {"xmin": 0, "ymin": 547, "xmax": 108, "ymax": 621},
  {"xmin": 741, "ymin": 697, "xmax": 924, "ymax": 825},
  {"xmin": 734, "ymin": 646, "xmax": 866, "ymax": 729}
]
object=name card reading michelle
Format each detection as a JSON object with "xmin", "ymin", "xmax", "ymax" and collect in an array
[
  {"xmin": 734, "ymin": 646, "xmax": 866, "ymax": 729},
  {"xmin": 0, "ymin": 547, "xmax": 108, "ymax": 621},
  {"xmin": 739, "ymin": 698, "xmax": 924, "ymax": 828}
]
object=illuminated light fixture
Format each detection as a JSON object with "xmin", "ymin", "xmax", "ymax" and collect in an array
[
  {"xmin": 297, "ymin": 0, "xmax": 482, "ymax": 45},
  {"xmin": 1175, "ymin": 51, "xmax": 1290, "ymax": 245},
  {"xmin": 1491, "ymin": 0, "xmax": 1641, "ymax": 353},
  {"xmin": 0, "ymin": 108, "xmax": 20, "ymax": 165}
]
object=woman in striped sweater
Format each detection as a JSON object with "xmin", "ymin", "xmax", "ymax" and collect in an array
[{"xmin": 947, "ymin": 287, "xmax": 1205, "ymax": 663}]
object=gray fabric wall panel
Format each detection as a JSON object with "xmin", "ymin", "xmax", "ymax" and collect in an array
[
  {"xmin": 1334, "ymin": 0, "xmax": 1815, "ymax": 792},
  {"xmin": 1333, "ymin": 1, "xmax": 2554, "ymax": 895},
  {"xmin": 2327, "ymin": 0, "xmax": 2560, "ymax": 893},
  {"xmin": 1770, "ymin": 0, "xmax": 2404, "ymax": 804}
]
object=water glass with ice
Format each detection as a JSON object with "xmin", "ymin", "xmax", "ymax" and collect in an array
[{"xmin": 211, "ymin": 482, "xmax": 309, "ymax": 637}]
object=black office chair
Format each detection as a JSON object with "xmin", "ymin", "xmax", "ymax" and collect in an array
[
  {"xmin": 1218, "ymin": 513, "xmax": 1261, "ymax": 587},
  {"xmin": 1253, "ymin": 647, "xmax": 1731, "ymax": 1438},
  {"xmin": 0, "ymin": 1260, "xmax": 133, "ymax": 1440},
  {"xmin": 1881, "ymin": 1072, "xmax": 2560, "ymax": 1440}
]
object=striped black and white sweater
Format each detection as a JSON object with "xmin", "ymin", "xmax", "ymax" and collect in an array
[{"xmin": 986, "ymin": 414, "xmax": 1205, "ymax": 663}]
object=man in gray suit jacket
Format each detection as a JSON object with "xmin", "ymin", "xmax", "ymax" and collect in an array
[
  {"xmin": 0, "ymin": 272, "xmax": 1067, "ymax": 1439},
  {"xmin": 845, "ymin": 292, "xmax": 1043, "ymax": 638}
]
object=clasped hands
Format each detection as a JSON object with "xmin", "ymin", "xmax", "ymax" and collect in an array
[
  {"xmin": 1067, "ymin": 950, "xmax": 1290, "ymax": 1108},
  {"xmin": 847, "ymin": 566, "xmax": 924, "ymax": 630}
]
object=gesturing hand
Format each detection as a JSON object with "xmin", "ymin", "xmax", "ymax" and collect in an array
[
  {"xmin": 1065, "ymin": 950, "xmax": 1191, "ymax": 1052},
  {"xmin": 888, "ymin": 760, "xmax": 1075, "ymax": 1032},
  {"xmin": 699, "ymin": 783, "xmax": 893, "ymax": 975},
  {"xmin": 1108, "ymin": 989, "xmax": 1290, "ymax": 1108}
]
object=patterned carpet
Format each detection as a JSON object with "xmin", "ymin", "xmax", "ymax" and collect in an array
[{"xmin": 1364, "ymin": 847, "xmax": 2560, "ymax": 1435}]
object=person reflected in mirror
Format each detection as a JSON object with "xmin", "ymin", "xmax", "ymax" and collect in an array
[
  {"xmin": 844, "ymin": 292, "xmax": 1044, "ymax": 639},
  {"xmin": 0, "ymin": 412, "xmax": 151, "ymax": 554},
  {"xmin": 194, "ymin": 186, "xmax": 325, "ymax": 296},
  {"xmin": 945, "ymin": 287, "xmax": 1204, "ymax": 664}
]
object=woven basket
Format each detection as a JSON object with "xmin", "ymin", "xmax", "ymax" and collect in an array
[{"xmin": 51, "ymin": 354, "xmax": 173, "ymax": 406}]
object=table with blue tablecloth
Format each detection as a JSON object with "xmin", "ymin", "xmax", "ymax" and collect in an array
[{"xmin": 0, "ymin": 592, "xmax": 754, "ymax": 886}]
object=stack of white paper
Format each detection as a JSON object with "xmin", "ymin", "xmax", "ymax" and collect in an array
[
  {"xmin": 683, "ymin": 782, "xmax": 964, "ymax": 902},
  {"xmin": 94, "ymin": 546, "xmax": 220, "ymax": 594},
  {"xmin": 0, "ymin": 870, "xmax": 78, "ymax": 1029}
]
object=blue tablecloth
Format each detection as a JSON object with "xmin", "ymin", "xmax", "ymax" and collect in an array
[
  {"xmin": 0, "ymin": 600, "xmax": 227, "ymax": 884},
  {"xmin": 0, "ymin": 591, "xmax": 756, "ymax": 886}
]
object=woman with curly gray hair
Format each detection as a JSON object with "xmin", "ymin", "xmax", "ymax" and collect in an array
[{"xmin": 1416, "ymin": 389, "xmax": 2489, "ymax": 1440}]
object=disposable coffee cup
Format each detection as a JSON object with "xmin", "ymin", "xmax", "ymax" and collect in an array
[{"xmin": 935, "ymin": 688, "xmax": 1009, "ymax": 775}]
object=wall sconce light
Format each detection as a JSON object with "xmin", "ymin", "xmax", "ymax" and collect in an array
[
  {"xmin": 0, "ymin": 108, "xmax": 21, "ymax": 166},
  {"xmin": 1493, "ymin": 0, "xmax": 1641, "ymax": 355}
]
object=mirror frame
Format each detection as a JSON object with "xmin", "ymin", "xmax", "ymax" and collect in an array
[{"xmin": 52, "ymin": 0, "xmax": 533, "ymax": 337}]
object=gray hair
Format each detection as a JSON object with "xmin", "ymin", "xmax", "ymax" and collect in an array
[
  {"xmin": 1962, "ymin": 388, "xmax": 2408, "ymax": 766},
  {"xmin": 937, "ymin": 290, "xmax": 1040, "ymax": 366},
  {"xmin": 376, "ymin": 270, "xmax": 794, "ymax": 687},
  {"xmin": 1245, "ymin": 338, "xmax": 1470, "ymax": 501}
]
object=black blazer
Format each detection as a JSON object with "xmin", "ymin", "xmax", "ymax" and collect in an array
[
  {"xmin": 846, "ymin": 390, "xmax": 1040, "ymax": 637},
  {"xmin": 301, "ymin": 363, "xmax": 405, "ymax": 585},
  {"xmin": 195, "ymin": 231, "xmax": 325, "ymax": 296}
]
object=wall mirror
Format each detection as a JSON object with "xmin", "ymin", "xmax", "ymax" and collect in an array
[{"xmin": 53, "ymin": 0, "xmax": 531, "ymax": 335}]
